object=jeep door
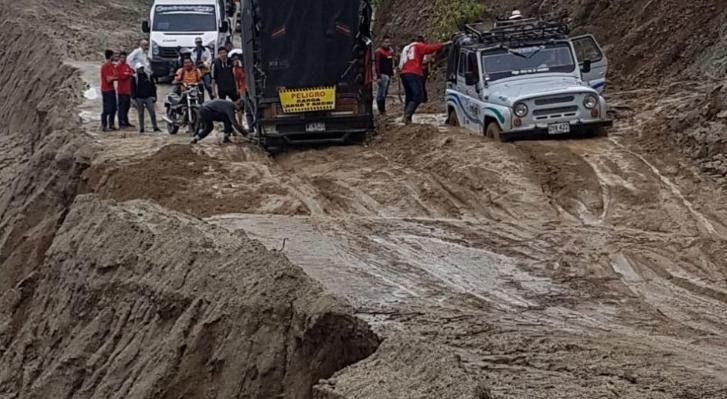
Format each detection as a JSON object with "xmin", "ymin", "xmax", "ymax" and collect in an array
[
  {"xmin": 572, "ymin": 34, "xmax": 608, "ymax": 93},
  {"xmin": 455, "ymin": 50, "xmax": 482, "ymax": 132}
]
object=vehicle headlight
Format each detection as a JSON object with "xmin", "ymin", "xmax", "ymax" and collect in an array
[
  {"xmin": 514, "ymin": 103, "xmax": 528, "ymax": 118},
  {"xmin": 583, "ymin": 95, "xmax": 598, "ymax": 109},
  {"xmin": 152, "ymin": 41, "xmax": 160, "ymax": 57}
]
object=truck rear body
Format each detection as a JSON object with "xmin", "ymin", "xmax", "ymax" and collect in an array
[{"xmin": 241, "ymin": 0, "xmax": 374, "ymax": 148}]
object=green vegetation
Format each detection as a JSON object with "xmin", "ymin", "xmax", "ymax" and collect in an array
[{"xmin": 432, "ymin": 0, "xmax": 485, "ymax": 40}]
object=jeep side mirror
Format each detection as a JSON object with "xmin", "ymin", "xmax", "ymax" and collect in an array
[
  {"xmin": 465, "ymin": 70, "xmax": 479, "ymax": 86},
  {"xmin": 142, "ymin": 21, "xmax": 150, "ymax": 33},
  {"xmin": 220, "ymin": 21, "xmax": 230, "ymax": 32},
  {"xmin": 581, "ymin": 60, "xmax": 592, "ymax": 73}
]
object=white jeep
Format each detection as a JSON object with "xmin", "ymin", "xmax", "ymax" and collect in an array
[{"xmin": 445, "ymin": 16, "xmax": 612, "ymax": 141}]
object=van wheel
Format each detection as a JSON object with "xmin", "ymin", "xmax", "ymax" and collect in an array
[
  {"xmin": 447, "ymin": 109, "xmax": 459, "ymax": 127},
  {"xmin": 485, "ymin": 121, "xmax": 503, "ymax": 142}
]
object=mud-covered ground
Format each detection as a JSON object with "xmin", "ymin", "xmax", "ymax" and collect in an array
[
  {"xmin": 69, "ymin": 56, "xmax": 727, "ymax": 396},
  {"xmin": 4, "ymin": 0, "xmax": 727, "ymax": 397}
]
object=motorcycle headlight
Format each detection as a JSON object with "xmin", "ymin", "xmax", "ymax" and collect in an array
[
  {"xmin": 152, "ymin": 41, "xmax": 160, "ymax": 57},
  {"xmin": 583, "ymin": 95, "xmax": 598, "ymax": 109},
  {"xmin": 514, "ymin": 103, "xmax": 528, "ymax": 118}
]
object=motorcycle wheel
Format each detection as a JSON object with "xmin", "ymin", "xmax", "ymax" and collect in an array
[
  {"xmin": 167, "ymin": 108, "xmax": 180, "ymax": 135},
  {"xmin": 187, "ymin": 108, "xmax": 200, "ymax": 135}
]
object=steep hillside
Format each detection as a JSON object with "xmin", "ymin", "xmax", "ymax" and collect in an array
[{"xmin": 376, "ymin": 0, "xmax": 727, "ymax": 87}]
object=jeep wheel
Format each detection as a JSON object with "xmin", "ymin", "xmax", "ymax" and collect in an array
[
  {"xmin": 447, "ymin": 109, "xmax": 459, "ymax": 127},
  {"xmin": 485, "ymin": 121, "xmax": 503, "ymax": 142}
]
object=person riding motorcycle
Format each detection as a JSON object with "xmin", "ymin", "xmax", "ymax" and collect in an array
[{"xmin": 173, "ymin": 57, "xmax": 203, "ymax": 96}]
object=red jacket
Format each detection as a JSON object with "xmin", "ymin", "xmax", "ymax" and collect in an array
[
  {"xmin": 100, "ymin": 63, "xmax": 118, "ymax": 93},
  {"xmin": 400, "ymin": 42, "xmax": 445, "ymax": 77},
  {"xmin": 116, "ymin": 63, "xmax": 135, "ymax": 96}
]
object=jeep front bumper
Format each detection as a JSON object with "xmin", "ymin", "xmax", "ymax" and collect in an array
[{"xmin": 501, "ymin": 120, "xmax": 613, "ymax": 141}]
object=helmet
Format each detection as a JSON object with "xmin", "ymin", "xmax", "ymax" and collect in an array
[{"xmin": 509, "ymin": 10, "xmax": 523, "ymax": 20}]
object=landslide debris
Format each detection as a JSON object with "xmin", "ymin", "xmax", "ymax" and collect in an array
[{"xmin": 0, "ymin": 196, "xmax": 379, "ymax": 398}]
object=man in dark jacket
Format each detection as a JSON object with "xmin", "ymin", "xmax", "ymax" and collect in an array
[
  {"xmin": 191, "ymin": 99, "xmax": 246, "ymax": 144},
  {"xmin": 211, "ymin": 47, "xmax": 239, "ymax": 101},
  {"xmin": 131, "ymin": 63, "xmax": 161, "ymax": 133},
  {"xmin": 375, "ymin": 35, "xmax": 395, "ymax": 115}
]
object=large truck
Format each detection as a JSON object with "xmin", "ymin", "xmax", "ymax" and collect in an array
[
  {"xmin": 142, "ymin": 0, "xmax": 233, "ymax": 80},
  {"xmin": 240, "ymin": 0, "xmax": 374, "ymax": 150}
]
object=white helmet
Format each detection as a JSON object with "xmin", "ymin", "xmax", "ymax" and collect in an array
[{"xmin": 509, "ymin": 10, "xmax": 523, "ymax": 20}]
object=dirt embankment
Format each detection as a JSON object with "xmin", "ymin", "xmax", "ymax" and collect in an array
[{"xmin": 0, "ymin": 196, "xmax": 378, "ymax": 398}]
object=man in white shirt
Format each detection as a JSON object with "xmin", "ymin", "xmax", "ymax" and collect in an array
[
  {"xmin": 191, "ymin": 37, "xmax": 214, "ymax": 99},
  {"xmin": 127, "ymin": 40, "xmax": 150, "ymax": 73}
]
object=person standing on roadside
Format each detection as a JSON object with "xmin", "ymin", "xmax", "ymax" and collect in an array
[
  {"xmin": 100, "ymin": 49, "xmax": 119, "ymax": 131},
  {"xmin": 399, "ymin": 35, "xmax": 448, "ymax": 124},
  {"xmin": 131, "ymin": 63, "xmax": 161, "ymax": 133},
  {"xmin": 127, "ymin": 39, "xmax": 150, "ymax": 73},
  {"xmin": 374, "ymin": 35, "xmax": 395, "ymax": 115},
  {"xmin": 211, "ymin": 47, "xmax": 238, "ymax": 101},
  {"xmin": 192, "ymin": 37, "xmax": 214, "ymax": 99},
  {"xmin": 116, "ymin": 51, "xmax": 135, "ymax": 129},
  {"xmin": 191, "ymin": 99, "xmax": 247, "ymax": 144}
]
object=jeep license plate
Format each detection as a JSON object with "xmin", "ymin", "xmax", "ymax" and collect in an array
[
  {"xmin": 548, "ymin": 122, "xmax": 571, "ymax": 135},
  {"xmin": 306, "ymin": 122, "xmax": 326, "ymax": 132}
]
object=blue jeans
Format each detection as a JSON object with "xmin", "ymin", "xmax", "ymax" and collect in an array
[
  {"xmin": 401, "ymin": 73, "xmax": 424, "ymax": 120},
  {"xmin": 376, "ymin": 74, "xmax": 391, "ymax": 113}
]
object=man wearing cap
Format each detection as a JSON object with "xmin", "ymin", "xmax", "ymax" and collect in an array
[
  {"xmin": 192, "ymin": 37, "xmax": 214, "ymax": 99},
  {"xmin": 509, "ymin": 10, "xmax": 524, "ymax": 20}
]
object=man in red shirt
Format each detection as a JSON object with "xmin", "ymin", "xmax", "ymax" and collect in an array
[
  {"xmin": 398, "ymin": 36, "xmax": 448, "ymax": 124},
  {"xmin": 116, "ymin": 51, "xmax": 135, "ymax": 129},
  {"xmin": 374, "ymin": 35, "xmax": 394, "ymax": 115},
  {"xmin": 100, "ymin": 49, "xmax": 119, "ymax": 131}
]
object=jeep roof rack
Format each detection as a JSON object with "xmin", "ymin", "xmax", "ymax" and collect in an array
[{"xmin": 463, "ymin": 12, "xmax": 570, "ymax": 47}]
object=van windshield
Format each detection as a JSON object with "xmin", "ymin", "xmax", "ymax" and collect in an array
[
  {"xmin": 153, "ymin": 5, "xmax": 216, "ymax": 32},
  {"xmin": 482, "ymin": 43, "xmax": 575, "ymax": 81}
]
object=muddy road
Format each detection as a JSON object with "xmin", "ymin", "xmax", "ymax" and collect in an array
[{"xmin": 74, "ymin": 61, "xmax": 727, "ymax": 396}]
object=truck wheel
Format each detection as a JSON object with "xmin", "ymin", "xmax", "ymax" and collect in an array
[
  {"xmin": 485, "ymin": 121, "xmax": 503, "ymax": 142},
  {"xmin": 447, "ymin": 109, "xmax": 459, "ymax": 127}
]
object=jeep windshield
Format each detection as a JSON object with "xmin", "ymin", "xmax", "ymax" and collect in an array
[
  {"xmin": 153, "ymin": 5, "xmax": 216, "ymax": 32},
  {"xmin": 482, "ymin": 43, "xmax": 575, "ymax": 81}
]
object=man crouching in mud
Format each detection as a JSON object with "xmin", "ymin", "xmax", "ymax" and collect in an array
[{"xmin": 191, "ymin": 99, "xmax": 247, "ymax": 144}]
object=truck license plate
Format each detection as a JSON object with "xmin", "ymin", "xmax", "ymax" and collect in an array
[
  {"xmin": 548, "ymin": 122, "xmax": 571, "ymax": 135},
  {"xmin": 306, "ymin": 122, "xmax": 326, "ymax": 132}
]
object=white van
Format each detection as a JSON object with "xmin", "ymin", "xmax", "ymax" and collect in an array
[{"xmin": 142, "ymin": 0, "xmax": 231, "ymax": 80}]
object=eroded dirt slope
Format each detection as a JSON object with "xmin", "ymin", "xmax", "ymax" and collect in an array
[{"xmin": 0, "ymin": 196, "xmax": 378, "ymax": 398}]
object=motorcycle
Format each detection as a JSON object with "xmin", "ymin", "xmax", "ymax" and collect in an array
[{"xmin": 164, "ymin": 83, "xmax": 202, "ymax": 135}]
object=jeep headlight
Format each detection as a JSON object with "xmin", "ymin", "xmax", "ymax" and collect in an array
[
  {"xmin": 583, "ymin": 95, "xmax": 598, "ymax": 109},
  {"xmin": 514, "ymin": 103, "xmax": 528, "ymax": 118},
  {"xmin": 152, "ymin": 41, "xmax": 160, "ymax": 57}
]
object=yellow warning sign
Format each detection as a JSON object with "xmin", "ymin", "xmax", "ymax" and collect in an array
[{"xmin": 278, "ymin": 86, "xmax": 336, "ymax": 113}]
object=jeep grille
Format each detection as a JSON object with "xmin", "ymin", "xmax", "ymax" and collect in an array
[{"xmin": 534, "ymin": 96, "xmax": 574, "ymax": 106}]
